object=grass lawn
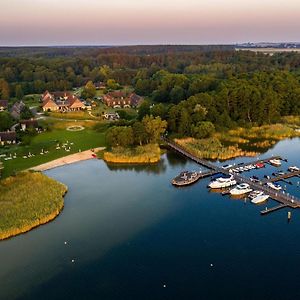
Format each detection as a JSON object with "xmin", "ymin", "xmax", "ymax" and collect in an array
[{"xmin": 0, "ymin": 128, "xmax": 106, "ymax": 177}]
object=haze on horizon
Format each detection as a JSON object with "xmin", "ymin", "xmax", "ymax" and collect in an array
[{"xmin": 1, "ymin": 0, "xmax": 300, "ymax": 46}]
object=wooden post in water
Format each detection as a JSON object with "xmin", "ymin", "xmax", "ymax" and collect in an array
[{"xmin": 288, "ymin": 211, "xmax": 292, "ymax": 220}]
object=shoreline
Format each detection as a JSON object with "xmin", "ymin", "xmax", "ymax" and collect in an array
[{"xmin": 29, "ymin": 147, "xmax": 105, "ymax": 171}]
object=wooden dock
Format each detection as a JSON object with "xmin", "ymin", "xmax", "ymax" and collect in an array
[
  {"xmin": 260, "ymin": 204, "xmax": 288, "ymax": 215},
  {"xmin": 164, "ymin": 138, "xmax": 300, "ymax": 214}
]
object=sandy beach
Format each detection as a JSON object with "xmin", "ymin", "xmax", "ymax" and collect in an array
[{"xmin": 30, "ymin": 147, "xmax": 105, "ymax": 171}]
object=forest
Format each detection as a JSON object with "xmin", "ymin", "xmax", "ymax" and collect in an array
[{"xmin": 1, "ymin": 45, "xmax": 300, "ymax": 137}]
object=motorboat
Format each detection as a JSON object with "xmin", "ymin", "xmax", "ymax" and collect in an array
[
  {"xmin": 250, "ymin": 176, "xmax": 260, "ymax": 182},
  {"xmin": 251, "ymin": 194, "xmax": 269, "ymax": 204},
  {"xmin": 289, "ymin": 166, "xmax": 300, "ymax": 172},
  {"xmin": 230, "ymin": 183, "xmax": 252, "ymax": 196},
  {"xmin": 208, "ymin": 175, "xmax": 237, "ymax": 189},
  {"xmin": 269, "ymin": 159, "xmax": 281, "ymax": 167},
  {"xmin": 266, "ymin": 182, "xmax": 282, "ymax": 191},
  {"xmin": 248, "ymin": 190, "xmax": 264, "ymax": 200},
  {"xmin": 222, "ymin": 164, "xmax": 233, "ymax": 170},
  {"xmin": 255, "ymin": 162, "xmax": 265, "ymax": 169}
]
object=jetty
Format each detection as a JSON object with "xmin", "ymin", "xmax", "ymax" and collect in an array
[{"xmin": 164, "ymin": 138, "xmax": 300, "ymax": 214}]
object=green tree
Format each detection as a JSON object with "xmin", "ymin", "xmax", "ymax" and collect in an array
[
  {"xmin": 15, "ymin": 85, "xmax": 24, "ymax": 100},
  {"xmin": 132, "ymin": 121, "xmax": 148, "ymax": 145},
  {"xmin": 138, "ymin": 100, "xmax": 151, "ymax": 120},
  {"xmin": 191, "ymin": 121, "xmax": 215, "ymax": 139},
  {"xmin": 82, "ymin": 81, "xmax": 96, "ymax": 99},
  {"xmin": 106, "ymin": 126, "xmax": 134, "ymax": 148},
  {"xmin": 106, "ymin": 79, "xmax": 120, "ymax": 90},
  {"xmin": 142, "ymin": 115, "xmax": 167, "ymax": 143},
  {"xmin": 0, "ymin": 78, "xmax": 10, "ymax": 99},
  {"xmin": 0, "ymin": 112, "xmax": 14, "ymax": 131}
]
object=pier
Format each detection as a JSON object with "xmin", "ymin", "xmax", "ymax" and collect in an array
[{"xmin": 164, "ymin": 138, "xmax": 300, "ymax": 214}]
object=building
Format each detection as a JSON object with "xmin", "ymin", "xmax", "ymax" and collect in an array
[
  {"xmin": 103, "ymin": 91, "xmax": 142, "ymax": 108},
  {"xmin": 20, "ymin": 119, "xmax": 39, "ymax": 131},
  {"xmin": 41, "ymin": 91, "xmax": 85, "ymax": 112},
  {"xmin": 0, "ymin": 100, "xmax": 8, "ymax": 112},
  {"xmin": 95, "ymin": 82, "xmax": 106, "ymax": 90},
  {"xmin": 0, "ymin": 131, "xmax": 17, "ymax": 146},
  {"xmin": 10, "ymin": 101, "xmax": 25, "ymax": 119}
]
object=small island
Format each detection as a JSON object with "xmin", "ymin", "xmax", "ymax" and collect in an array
[{"xmin": 0, "ymin": 172, "xmax": 67, "ymax": 240}]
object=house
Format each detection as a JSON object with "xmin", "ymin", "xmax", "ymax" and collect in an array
[
  {"xmin": 41, "ymin": 91, "xmax": 85, "ymax": 112},
  {"xmin": 20, "ymin": 119, "xmax": 39, "ymax": 131},
  {"xmin": 11, "ymin": 101, "xmax": 25, "ymax": 119},
  {"xmin": 0, "ymin": 131, "xmax": 17, "ymax": 146},
  {"xmin": 103, "ymin": 112, "xmax": 120, "ymax": 120},
  {"xmin": 103, "ymin": 91, "xmax": 142, "ymax": 108},
  {"xmin": 0, "ymin": 100, "xmax": 8, "ymax": 112}
]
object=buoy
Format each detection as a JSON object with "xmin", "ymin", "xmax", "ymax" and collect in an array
[
  {"xmin": 288, "ymin": 211, "xmax": 292, "ymax": 220},
  {"xmin": 210, "ymin": 263, "xmax": 213, "ymax": 267},
  {"xmin": 64, "ymin": 241, "xmax": 67, "ymax": 245},
  {"xmin": 163, "ymin": 284, "xmax": 167, "ymax": 288},
  {"xmin": 71, "ymin": 259, "xmax": 75, "ymax": 263}
]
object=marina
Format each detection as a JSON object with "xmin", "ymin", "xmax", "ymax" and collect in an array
[{"xmin": 166, "ymin": 138, "xmax": 300, "ymax": 214}]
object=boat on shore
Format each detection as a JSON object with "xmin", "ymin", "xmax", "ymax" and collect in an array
[
  {"xmin": 172, "ymin": 171, "xmax": 202, "ymax": 186},
  {"xmin": 208, "ymin": 175, "xmax": 237, "ymax": 189},
  {"xmin": 230, "ymin": 183, "xmax": 252, "ymax": 196},
  {"xmin": 251, "ymin": 194, "xmax": 269, "ymax": 204}
]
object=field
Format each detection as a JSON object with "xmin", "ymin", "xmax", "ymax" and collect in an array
[
  {"xmin": 0, "ymin": 172, "xmax": 67, "ymax": 240},
  {"xmin": 0, "ymin": 126, "xmax": 106, "ymax": 177}
]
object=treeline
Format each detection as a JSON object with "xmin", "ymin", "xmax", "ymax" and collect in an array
[{"xmin": 1, "ymin": 46, "xmax": 300, "ymax": 99}]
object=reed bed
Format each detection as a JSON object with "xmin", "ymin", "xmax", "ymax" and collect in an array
[
  {"xmin": 0, "ymin": 172, "xmax": 67, "ymax": 240},
  {"xmin": 104, "ymin": 144, "xmax": 161, "ymax": 164}
]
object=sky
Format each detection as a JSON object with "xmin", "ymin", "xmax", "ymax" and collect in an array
[{"xmin": 1, "ymin": 0, "xmax": 300, "ymax": 46}]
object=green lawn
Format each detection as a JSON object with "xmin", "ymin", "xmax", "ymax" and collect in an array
[{"xmin": 0, "ymin": 128, "xmax": 106, "ymax": 177}]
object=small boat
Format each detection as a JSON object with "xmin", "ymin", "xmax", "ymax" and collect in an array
[
  {"xmin": 255, "ymin": 162, "xmax": 265, "ymax": 169},
  {"xmin": 250, "ymin": 175, "xmax": 260, "ymax": 182},
  {"xmin": 269, "ymin": 159, "xmax": 281, "ymax": 167},
  {"xmin": 230, "ymin": 183, "xmax": 252, "ymax": 196},
  {"xmin": 266, "ymin": 182, "xmax": 282, "ymax": 191},
  {"xmin": 251, "ymin": 194, "xmax": 269, "ymax": 204},
  {"xmin": 249, "ymin": 190, "xmax": 264, "ymax": 200},
  {"xmin": 172, "ymin": 171, "xmax": 202, "ymax": 186},
  {"xmin": 208, "ymin": 175, "xmax": 237, "ymax": 189},
  {"xmin": 222, "ymin": 164, "xmax": 233, "ymax": 170},
  {"xmin": 289, "ymin": 166, "xmax": 300, "ymax": 172}
]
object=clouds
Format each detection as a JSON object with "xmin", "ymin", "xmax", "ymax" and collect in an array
[{"xmin": 0, "ymin": 0, "xmax": 299, "ymax": 45}]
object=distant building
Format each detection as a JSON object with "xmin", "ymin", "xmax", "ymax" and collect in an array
[
  {"xmin": 103, "ymin": 91, "xmax": 142, "ymax": 108},
  {"xmin": 95, "ymin": 82, "xmax": 106, "ymax": 90},
  {"xmin": 10, "ymin": 101, "xmax": 25, "ymax": 119},
  {"xmin": 20, "ymin": 119, "xmax": 39, "ymax": 131},
  {"xmin": 0, "ymin": 100, "xmax": 8, "ymax": 112},
  {"xmin": 0, "ymin": 131, "xmax": 17, "ymax": 146},
  {"xmin": 41, "ymin": 91, "xmax": 85, "ymax": 112}
]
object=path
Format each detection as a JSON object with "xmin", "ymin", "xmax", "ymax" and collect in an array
[{"xmin": 30, "ymin": 147, "xmax": 105, "ymax": 172}]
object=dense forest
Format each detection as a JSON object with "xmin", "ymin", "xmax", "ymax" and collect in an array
[{"xmin": 1, "ymin": 45, "xmax": 300, "ymax": 135}]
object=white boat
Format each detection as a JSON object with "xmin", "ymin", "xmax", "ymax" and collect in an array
[
  {"xmin": 230, "ymin": 183, "xmax": 252, "ymax": 196},
  {"xmin": 288, "ymin": 166, "xmax": 300, "ymax": 172},
  {"xmin": 251, "ymin": 194, "xmax": 269, "ymax": 204},
  {"xmin": 248, "ymin": 190, "xmax": 264, "ymax": 200},
  {"xmin": 269, "ymin": 159, "xmax": 281, "ymax": 167},
  {"xmin": 208, "ymin": 176, "xmax": 237, "ymax": 189},
  {"xmin": 222, "ymin": 164, "xmax": 233, "ymax": 170},
  {"xmin": 266, "ymin": 182, "xmax": 282, "ymax": 191}
]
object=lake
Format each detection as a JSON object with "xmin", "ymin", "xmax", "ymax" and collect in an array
[{"xmin": 1, "ymin": 138, "xmax": 300, "ymax": 300}]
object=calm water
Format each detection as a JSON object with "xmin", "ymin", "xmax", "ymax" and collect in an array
[{"xmin": 1, "ymin": 138, "xmax": 300, "ymax": 300}]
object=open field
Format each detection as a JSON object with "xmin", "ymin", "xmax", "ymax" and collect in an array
[{"xmin": 0, "ymin": 172, "xmax": 67, "ymax": 240}]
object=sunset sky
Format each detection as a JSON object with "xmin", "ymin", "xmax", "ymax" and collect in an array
[{"xmin": 1, "ymin": 0, "xmax": 300, "ymax": 45}]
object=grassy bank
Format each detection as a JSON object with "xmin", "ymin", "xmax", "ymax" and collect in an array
[
  {"xmin": 175, "ymin": 124, "xmax": 300, "ymax": 161},
  {"xmin": 0, "ymin": 127, "xmax": 106, "ymax": 178},
  {"xmin": 0, "ymin": 172, "xmax": 67, "ymax": 240},
  {"xmin": 103, "ymin": 144, "xmax": 161, "ymax": 164}
]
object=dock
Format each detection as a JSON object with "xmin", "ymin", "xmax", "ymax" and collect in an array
[
  {"xmin": 164, "ymin": 138, "xmax": 300, "ymax": 214},
  {"xmin": 260, "ymin": 204, "xmax": 288, "ymax": 215}
]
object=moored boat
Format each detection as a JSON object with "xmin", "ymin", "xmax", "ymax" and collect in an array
[
  {"xmin": 288, "ymin": 166, "xmax": 300, "ymax": 172},
  {"xmin": 249, "ymin": 190, "xmax": 264, "ymax": 200},
  {"xmin": 269, "ymin": 159, "xmax": 281, "ymax": 167},
  {"xmin": 251, "ymin": 194, "xmax": 269, "ymax": 204},
  {"xmin": 266, "ymin": 182, "xmax": 282, "ymax": 191},
  {"xmin": 230, "ymin": 183, "xmax": 252, "ymax": 196},
  {"xmin": 208, "ymin": 175, "xmax": 237, "ymax": 189}
]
